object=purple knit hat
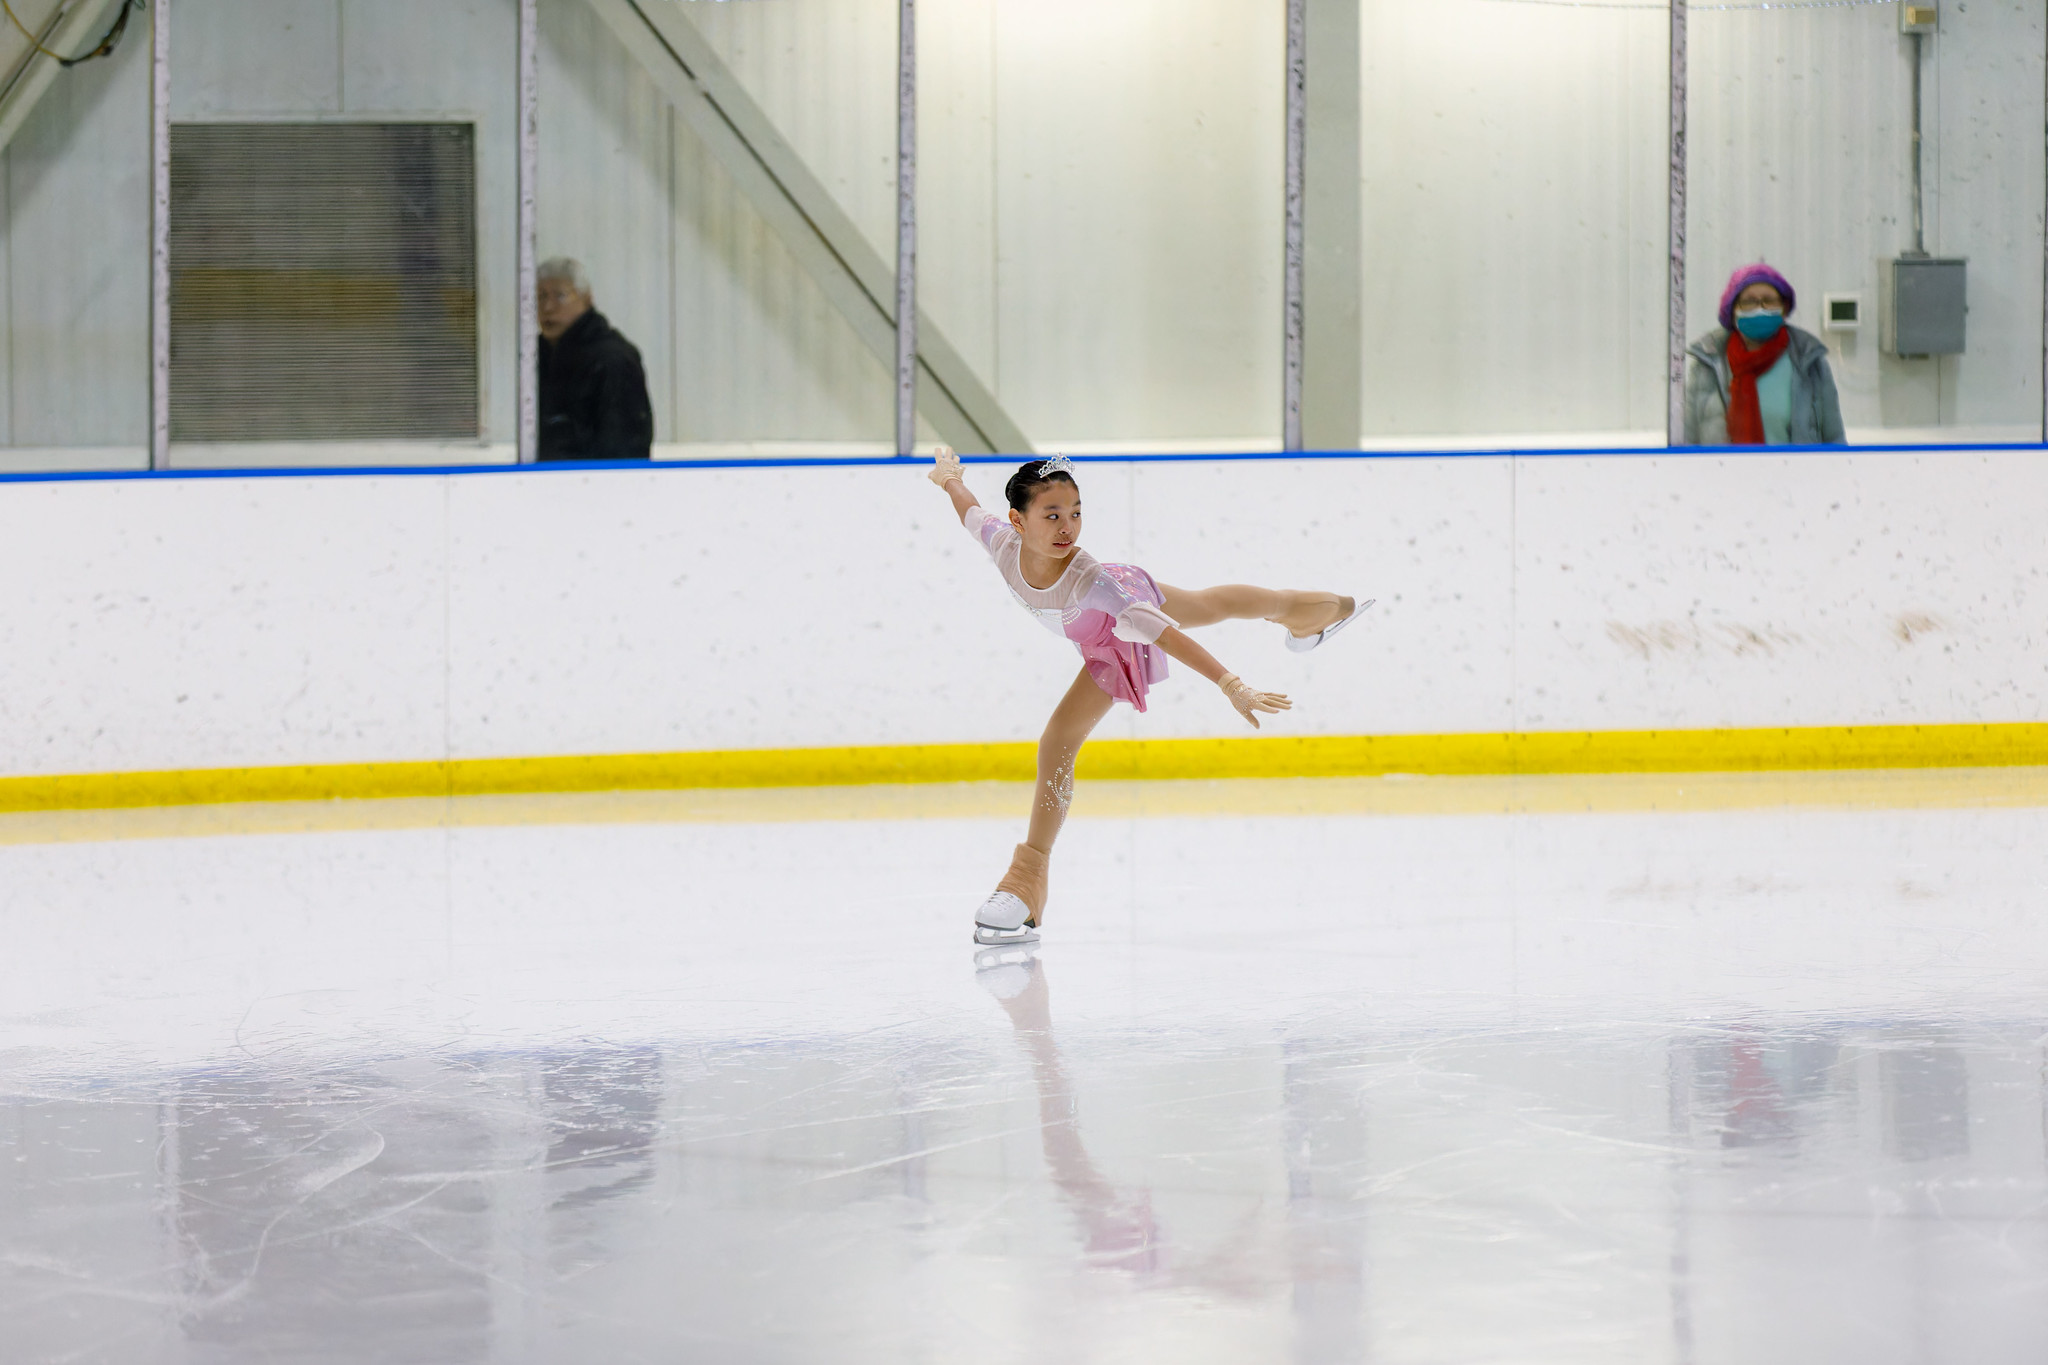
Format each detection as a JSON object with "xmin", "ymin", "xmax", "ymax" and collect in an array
[{"xmin": 1718, "ymin": 262, "xmax": 1796, "ymax": 330}]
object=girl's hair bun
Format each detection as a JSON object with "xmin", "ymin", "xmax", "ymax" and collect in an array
[{"xmin": 1004, "ymin": 455, "xmax": 1079, "ymax": 511}]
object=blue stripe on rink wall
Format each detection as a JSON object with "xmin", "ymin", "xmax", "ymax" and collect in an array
[{"xmin": 0, "ymin": 442, "xmax": 2044, "ymax": 485}]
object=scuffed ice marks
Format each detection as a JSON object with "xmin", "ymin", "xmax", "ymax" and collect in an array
[
  {"xmin": 3, "ymin": 1008, "xmax": 2048, "ymax": 1363},
  {"xmin": 0, "ymin": 1048, "xmax": 678, "ymax": 1364},
  {"xmin": 167, "ymin": 1067, "xmax": 494, "ymax": 1363}
]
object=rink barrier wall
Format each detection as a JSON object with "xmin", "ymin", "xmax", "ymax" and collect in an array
[
  {"xmin": 3, "ymin": 723, "xmax": 2047, "ymax": 814},
  {"xmin": 5, "ymin": 446, "xmax": 2047, "ymax": 790}
]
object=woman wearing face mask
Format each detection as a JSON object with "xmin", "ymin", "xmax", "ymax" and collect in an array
[{"xmin": 1683, "ymin": 263, "xmax": 1845, "ymax": 446}]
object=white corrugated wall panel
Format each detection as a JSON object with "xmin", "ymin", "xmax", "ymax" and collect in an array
[
  {"xmin": 993, "ymin": 0, "xmax": 1284, "ymax": 446},
  {"xmin": 1359, "ymin": 0, "xmax": 1666, "ymax": 439},
  {"xmin": 538, "ymin": 1, "xmax": 675, "ymax": 442},
  {"xmin": 675, "ymin": 0, "xmax": 896, "ymax": 444}
]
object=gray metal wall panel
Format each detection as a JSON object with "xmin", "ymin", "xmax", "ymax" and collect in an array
[
  {"xmin": 171, "ymin": 0, "xmax": 340, "ymax": 117},
  {"xmin": 1937, "ymin": 0, "xmax": 2045, "ymax": 428},
  {"xmin": 5, "ymin": 18, "xmax": 148, "ymax": 447},
  {"xmin": 1303, "ymin": 0, "xmax": 1361, "ymax": 452}
]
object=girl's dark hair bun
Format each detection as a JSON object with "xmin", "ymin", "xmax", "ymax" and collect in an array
[{"xmin": 1004, "ymin": 456, "xmax": 1079, "ymax": 512}]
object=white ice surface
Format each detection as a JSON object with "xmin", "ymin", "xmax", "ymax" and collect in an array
[{"xmin": 2, "ymin": 775, "xmax": 2046, "ymax": 1363}]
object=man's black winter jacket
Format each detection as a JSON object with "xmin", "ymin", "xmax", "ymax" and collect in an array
[{"xmin": 538, "ymin": 309, "xmax": 654, "ymax": 461}]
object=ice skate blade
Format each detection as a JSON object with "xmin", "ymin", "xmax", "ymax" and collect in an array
[
  {"xmin": 1285, "ymin": 597, "xmax": 1374, "ymax": 653},
  {"xmin": 974, "ymin": 922, "xmax": 1041, "ymax": 947}
]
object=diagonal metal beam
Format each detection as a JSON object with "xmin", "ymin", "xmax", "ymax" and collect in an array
[
  {"xmin": 0, "ymin": 0, "xmax": 124, "ymax": 157},
  {"xmin": 586, "ymin": 0, "xmax": 1031, "ymax": 456}
]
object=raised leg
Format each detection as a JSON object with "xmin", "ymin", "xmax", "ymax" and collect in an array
[{"xmin": 1156, "ymin": 583, "xmax": 1352, "ymax": 637}]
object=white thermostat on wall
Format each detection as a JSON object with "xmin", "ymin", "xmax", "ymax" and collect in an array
[{"xmin": 1821, "ymin": 292, "xmax": 1863, "ymax": 332}]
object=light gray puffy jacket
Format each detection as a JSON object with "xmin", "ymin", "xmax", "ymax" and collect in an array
[{"xmin": 1682, "ymin": 324, "xmax": 1846, "ymax": 446}]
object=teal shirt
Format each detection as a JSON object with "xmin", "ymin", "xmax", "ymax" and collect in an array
[{"xmin": 1755, "ymin": 352, "xmax": 1794, "ymax": 444}]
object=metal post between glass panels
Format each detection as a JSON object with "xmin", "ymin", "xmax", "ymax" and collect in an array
[
  {"xmin": 516, "ymin": 0, "xmax": 539, "ymax": 465},
  {"xmin": 1667, "ymin": 0, "xmax": 1687, "ymax": 448},
  {"xmin": 895, "ymin": 0, "xmax": 917, "ymax": 458},
  {"xmin": 1283, "ymin": 0, "xmax": 1306, "ymax": 453},
  {"xmin": 149, "ymin": 0, "xmax": 170, "ymax": 470}
]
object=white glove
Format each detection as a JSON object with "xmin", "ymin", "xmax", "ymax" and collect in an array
[
  {"xmin": 1218, "ymin": 673, "xmax": 1291, "ymax": 729},
  {"xmin": 928, "ymin": 446, "xmax": 964, "ymax": 488}
]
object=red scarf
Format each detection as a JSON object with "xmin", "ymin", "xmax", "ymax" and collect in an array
[{"xmin": 1724, "ymin": 326, "xmax": 1791, "ymax": 445}]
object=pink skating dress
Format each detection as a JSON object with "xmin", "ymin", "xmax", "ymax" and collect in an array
[{"xmin": 965, "ymin": 506, "xmax": 1178, "ymax": 710}]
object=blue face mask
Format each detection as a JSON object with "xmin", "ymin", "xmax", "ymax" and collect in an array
[{"xmin": 1735, "ymin": 311, "xmax": 1785, "ymax": 342}]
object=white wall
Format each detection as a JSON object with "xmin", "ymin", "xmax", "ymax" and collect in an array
[
  {"xmin": 1358, "ymin": 0, "xmax": 1669, "ymax": 438},
  {"xmin": 0, "ymin": 0, "xmax": 2039, "ymax": 454},
  {"xmin": 0, "ymin": 450, "xmax": 2042, "ymax": 780}
]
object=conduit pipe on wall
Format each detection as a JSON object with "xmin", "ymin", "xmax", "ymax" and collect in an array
[
  {"xmin": 0, "ymin": 0, "xmax": 123, "ymax": 155},
  {"xmin": 1908, "ymin": 27, "xmax": 1926, "ymax": 257}
]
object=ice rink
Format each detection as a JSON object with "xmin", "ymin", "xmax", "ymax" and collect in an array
[{"xmin": 4, "ymin": 768, "xmax": 2047, "ymax": 1364}]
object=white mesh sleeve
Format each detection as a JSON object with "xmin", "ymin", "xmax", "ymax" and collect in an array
[
  {"xmin": 1111, "ymin": 601, "xmax": 1177, "ymax": 645},
  {"xmin": 964, "ymin": 505, "xmax": 1012, "ymax": 559}
]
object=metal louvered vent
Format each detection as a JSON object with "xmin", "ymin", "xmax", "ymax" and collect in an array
[{"xmin": 170, "ymin": 122, "xmax": 479, "ymax": 442}]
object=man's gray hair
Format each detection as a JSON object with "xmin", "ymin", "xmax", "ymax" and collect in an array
[{"xmin": 537, "ymin": 256, "xmax": 591, "ymax": 295}]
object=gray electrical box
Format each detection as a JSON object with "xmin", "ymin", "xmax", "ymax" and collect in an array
[{"xmin": 1883, "ymin": 256, "xmax": 1966, "ymax": 356}]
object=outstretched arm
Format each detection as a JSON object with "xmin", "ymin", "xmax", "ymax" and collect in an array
[
  {"xmin": 928, "ymin": 447, "xmax": 980, "ymax": 524},
  {"xmin": 1154, "ymin": 627, "xmax": 1227, "ymax": 683},
  {"xmin": 1154, "ymin": 627, "xmax": 1291, "ymax": 729}
]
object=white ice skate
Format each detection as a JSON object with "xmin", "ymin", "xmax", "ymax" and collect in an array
[
  {"xmin": 1285, "ymin": 596, "xmax": 1374, "ymax": 653},
  {"xmin": 973, "ymin": 890, "xmax": 1041, "ymax": 947}
]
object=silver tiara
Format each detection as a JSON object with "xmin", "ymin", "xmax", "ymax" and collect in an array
[{"xmin": 1037, "ymin": 454, "xmax": 1075, "ymax": 477}]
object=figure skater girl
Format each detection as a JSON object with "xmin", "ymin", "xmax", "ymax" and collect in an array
[{"xmin": 930, "ymin": 449, "xmax": 1368, "ymax": 947}]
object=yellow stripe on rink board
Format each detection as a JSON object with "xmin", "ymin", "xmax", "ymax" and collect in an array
[
  {"xmin": 1073, "ymin": 724, "xmax": 2048, "ymax": 781},
  {"xmin": 3, "ymin": 723, "xmax": 2048, "ymax": 816}
]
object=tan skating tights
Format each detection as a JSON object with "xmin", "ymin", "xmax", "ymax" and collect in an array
[{"xmin": 1016, "ymin": 668, "xmax": 1117, "ymax": 922}]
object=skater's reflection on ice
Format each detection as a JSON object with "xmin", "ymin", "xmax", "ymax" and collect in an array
[{"xmin": 977, "ymin": 952, "xmax": 1272, "ymax": 1300}]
